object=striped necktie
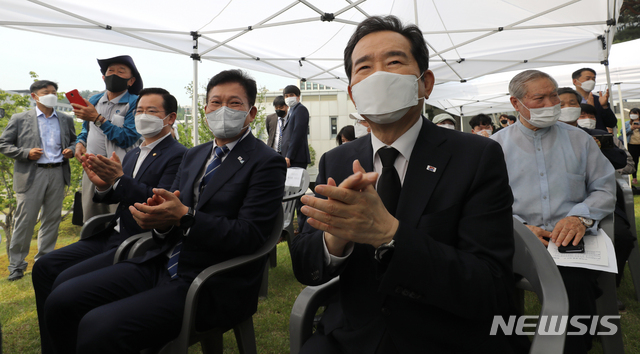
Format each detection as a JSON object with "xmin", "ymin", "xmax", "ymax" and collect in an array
[{"xmin": 277, "ymin": 117, "xmax": 284, "ymax": 153}]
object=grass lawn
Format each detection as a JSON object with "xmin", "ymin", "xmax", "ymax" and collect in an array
[{"xmin": 1, "ymin": 213, "xmax": 640, "ymax": 353}]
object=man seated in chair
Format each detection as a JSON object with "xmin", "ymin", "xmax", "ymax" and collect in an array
[
  {"xmin": 491, "ymin": 70, "xmax": 616, "ymax": 354},
  {"xmin": 42, "ymin": 70, "xmax": 286, "ymax": 354},
  {"xmin": 291, "ymin": 15, "xmax": 524, "ymax": 353},
  {"xmin": 32, "ymin": 87, "xmax": 187, "ymax": 354}
]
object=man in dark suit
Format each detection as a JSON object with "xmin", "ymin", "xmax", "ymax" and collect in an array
[
  {"xmin": 43, "ymin": 70, "xmax": 286, "ymax": 354},
  {"xmin": 266, "ymin": 95, "xmax": 288, "ymax": 151},
  {"xmin": 0, "ymin": 80, "xmax": 76, "ymax": 281},
  {"xmin": 290, "ymin": 16, "xmax": 520, "ymax": 353},
  {"xmin": 281, "ymin": 85, "xmax": 310, "ymax": 168},
  {"xmin": 33, "ymin": 87, "xmax": 187, "ymax": 354},
  {"xmin": 572, "ymin": 67, "xmax": 617, "ymax": 131}
]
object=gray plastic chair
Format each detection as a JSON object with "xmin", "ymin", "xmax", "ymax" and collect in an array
[
  {"xmin": 79, "ymin": 213, "xmax": 114, "ymax": 240},
  {"xmin": 616, "ymin": 177, "xmax": 640, "ymax": 301},
  {"xmin": 114, "ymin": 208, "xmax": 284, "ymax": 354},
  {"xmin": 289, "ymin": 218, "xmax": 570, "ymax": 354}
]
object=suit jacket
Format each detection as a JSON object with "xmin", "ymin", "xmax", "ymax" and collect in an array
[
  {"xmin": 281, "ymin": 102, "xmax": 310, "ymax": 165},
  {"xmin": 291, "ymin": 117, "xmax": 518, "ymax": 353},
  {"xmin": 590, "ymin": 94, "xmax": 617, "ymax": 130},
  {"xmin": 91, "ymin": 136, "xmax": 187, "ymax": 249},
  {"xmin": 265, "ymin": 112, "xmax": 278, "ymax": 149},
  {"xmin": 139, "ymin": 132, "xmax": 286, "ymax": 329},
  {"xmin": 0, "ymin": 109, "xmax": 76, "ymax": 193}
]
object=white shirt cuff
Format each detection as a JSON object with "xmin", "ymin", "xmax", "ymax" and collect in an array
[{"xmin": 322, "ymin": 232, "xmax": 354, "ymax": 267}]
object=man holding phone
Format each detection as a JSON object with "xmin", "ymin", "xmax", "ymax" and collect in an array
[
  {"xmin": 0, "ymin": 80, "xmax": 76, "ymax": 281},
  {"xmin": 72, "ymin": 55, "xmax": 143, "ymax": 222}
]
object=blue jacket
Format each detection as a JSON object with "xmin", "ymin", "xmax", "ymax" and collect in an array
[{"xmin": 75, "ymin": 91, "xmax": 140, "ymax": 149}]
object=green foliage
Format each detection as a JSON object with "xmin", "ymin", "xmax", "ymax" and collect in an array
[{"xmin": 308, "ymin": 144, "xmax": 316, "ymax": 167}]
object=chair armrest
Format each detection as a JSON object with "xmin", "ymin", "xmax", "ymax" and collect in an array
[
  {"xmin": 79, "ymin": 213, "xmax": 114, "ymax": 240},
  {"xmin": 113, "ymin": 233, "xmax": 146, "ymax": 264},
  {"xmin": 171, "ymin": 208, "xmax": 284, "ymax": 351},
  {"xmin": 289, "ymin": 277, "xmax": 340, "ymax": 354},
  {"xmin": 128, "ymin": 232, "xmax": 155, "ymax": 259}
]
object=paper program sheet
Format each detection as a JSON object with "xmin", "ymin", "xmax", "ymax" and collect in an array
[{"xmin": 547, "ymin": 229, "xmax": 617, "ymax": 274}]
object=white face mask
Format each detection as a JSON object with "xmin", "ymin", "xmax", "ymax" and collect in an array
[
  {"xmin": 577, "ymin": 118, "xmax": 596, "ymax": 129},
  {"xmin": 206, "ymin": 106, "xmax": 251, "ymax": 139},
  {"xmin": 559, "ymin": 107, "xmax": 582, "ymax": 123},
  {"xmin": 631, "ymin": 114, "xmax": 640, "ymax": 120},
  {"xmin": 518, "ymin": 99, "xmax": 561, "ymax": 128},
  {"xmin": 354, "ymin": 122, "xmax": 369, "ymax": 138},
  {"xmin": 135, "ymin": 114, "xmax": 170, "ymax": 138},
  {"xmin": 36, "ymin": 93, "xmax": 58, "ymax": 108},
  {"xmin": 351, "ymin": 71, "xmax": 423, "ymax": 124},
  {"xmin": 285, "ymin": 96, "xmax": 298, "ymax": 107},
  {"xmin": 580, "ymin": 80, "xmax": 596, "ymax": 93},
  {"xmin": 439, "ymin": 123, "xmax": 455, "ymax": 130}
]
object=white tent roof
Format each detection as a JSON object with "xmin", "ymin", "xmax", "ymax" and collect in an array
[
  {"xmin": 0, "ymin": 0, "xmax": 621, "ymax": 90},
  {"xmin": 428, "ymin": 38, "xmax": 640, "ymax": 117}
]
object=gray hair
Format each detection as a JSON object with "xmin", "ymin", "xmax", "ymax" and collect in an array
[{"xmin": 508, "ymin": 70, "xmax": 558, "ymax": 99}]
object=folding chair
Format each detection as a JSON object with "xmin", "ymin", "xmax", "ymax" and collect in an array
[
  {"xmin": 616, "ymin": 177, "xmax": 640, "ymax": 301},
  {"xmin": 290, "ymin": 218, "xmax": 570, "ymax": 354},
  {"xmin": 113, "ymin": 208, "xmax": 284, "ymax": 354}
]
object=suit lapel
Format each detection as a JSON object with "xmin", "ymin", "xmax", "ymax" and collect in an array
[
  {"xmin": 395, "ymin": 118, "xmax": 451, "ymax": 227},
  {"xmin": 57, "ymin": 113, "xmax": 66, "ymax": 148},
  {"xmin": 30, "ymin": 110, "xmax": 42, "ymax": 149},
  {"xmin": 123, "ymin": 148, "xmax": 139, "ymax": 177},
  {"xmin": 134, "ymin": 137, "xmax": 173, "ymax": 180},
  {"xmin": 355, "ymin": 134, "xmax": 374, "ymax": 172},
  {"xmin": 182, "ymin": 143, "xmax": 213, "ymax": 208},
  {"xmin": 196, "ymin": 134, "xmax": 255, "ymax": 209}
]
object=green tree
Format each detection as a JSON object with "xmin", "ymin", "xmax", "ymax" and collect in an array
[{"xmin": 0, "ymin": 90, "xmax": 30, "ymax": 255}]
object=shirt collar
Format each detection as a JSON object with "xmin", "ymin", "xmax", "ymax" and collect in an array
[
  {"xmin": 213, "ymin": 126, "xmax": 252, "ymax": 154},
  {"xmin": 100, "ymin": 90, "xmax": 126, "ymax": 104},
  {"xmin": 140, "ymin": 132, "xmax": 172, "ymax": 151},
  {"xmin": 371, "ymin": 116, "xmax": 423, "ymax": 162},
  {"xmin": 35, "ymin": 105, "xmax": 58, "ymax": 119},
  {"xmin": 515, "ymin": 116, "xmax": 553, "ymax": 138}
]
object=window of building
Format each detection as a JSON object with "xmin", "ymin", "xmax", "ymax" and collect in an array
[
  {"xmin": 313, "ymin": 83, "xmax": 318, "ymax": 90},
  {"xmin": 319, "ymin": 84, "xmax": 324, "ymax": 90},
  {"xmin": 330, "ymin": 117, "xmax": 337, "ymax": 138},
  {"xmin": 306, "ymin": 82, "xmax": 312, "ymax": 90}
]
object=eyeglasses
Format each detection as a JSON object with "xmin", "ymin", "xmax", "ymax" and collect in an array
[{"xmin": 135, "ymin": 109, "xmax": 165, "ymax": 115}]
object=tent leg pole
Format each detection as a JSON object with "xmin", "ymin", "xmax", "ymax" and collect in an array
[{"xmin": 192, "ymin": 58, "xmax": 199, "ymax": 146}]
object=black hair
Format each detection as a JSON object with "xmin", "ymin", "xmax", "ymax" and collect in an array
[
  {"xmin": 557, "ymin": 87, "xmax": 582, "ymax": 103},
  {"xmin": 136, "ymin": 88, "xmax": 178, "ymax": 114},
  {"xmin": 30, "ymin": 80, "xmax": 58, "ymax": 93},
  {"xmin": 630, "ymin": 108, "xmax": 640, "ymax": 116},
  {"xmin": 572, "ymin": 68, "xmax": 596, "ymax": 81},
  {"xmin": 580, "ymin": 103, "xmax": 597, "ymax": 117},
  {"xmin": 206, "ymin": 69, "xmax": 257, "ymax": 107},
  {"xmin": 336, "ymin": 125, "xmax": 356, "ymax": 145},
  {"xmin": 344, "ymin": 15, "xmax": 428, "ymax": 84},
  {"xmin": 273, "ymin": 95, "xmax": 286, "ymax": 107},
  {"xmin": 283, "ymin": 85, "xmax": 301, "ymax": 97},
  {"xmin": 507, "ymin": 115, "xmax": 517, "ymax": 123},
  {"xmin": 469, "ymin": 114, "xmax": 493, "ymax": 129}
]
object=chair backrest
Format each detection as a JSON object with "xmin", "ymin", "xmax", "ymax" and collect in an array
[
  {"xmin": 79, "ymin": 213, "xmax": 115, "ymax": 240},
  {"xmin": 512, "ymin": 217, "xmax": 569, "ymax": 353},
  {"xmin": 282, "ymin": 167, "xmax": 310, "ymax": 229},
  {"xmin": 616, "ymin": 177, "xmax": 637, "ymax": 238}
]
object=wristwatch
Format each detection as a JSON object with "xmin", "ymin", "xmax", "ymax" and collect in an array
[
  {"xmin": 180, "ymin": 207, "xmax": 196, "ymax": 230},
  {"xmin": 375, "ymin": 239, "xmax": 395, "ymax": 263},
  {"xmin": 578, "ymin": 216, "xmax": 594, "ymax": 228},
  {"xmin": 94, "ymin": 115, "xmax": 104, "ymax": 128}
]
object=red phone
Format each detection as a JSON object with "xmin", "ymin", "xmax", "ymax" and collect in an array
[{"xmin": 66, "ymin": 89, "xmax": 87, "ymax": 108}]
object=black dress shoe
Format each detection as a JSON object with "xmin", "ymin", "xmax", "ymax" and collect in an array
[{"xmin": 7, "ymin": 269, "xmax": 24, "ymax": 281}]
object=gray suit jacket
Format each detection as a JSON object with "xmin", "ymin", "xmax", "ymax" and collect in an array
[
  {"xmin": 0, "ymin": 109, "xmax": 76, "ymax": 193},
  {"xmin": 265, "ymin": 112, "xmax": 278, "ymax": 149}
]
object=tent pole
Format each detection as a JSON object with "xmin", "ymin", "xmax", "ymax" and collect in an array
[
  {"xmin": 191, "ymin": 31, "xmax": 201, "ymax": 146},
  {"xmin": 460, "ymin": 106, "xmax": 464, "ymax": 132},
  {"xmin": 605, "ymin": 60, "xmax": 614, "ymax": 112},
  {"xmin": 618, "ymin": 83, "xmax": 627, "ymax": 150}
]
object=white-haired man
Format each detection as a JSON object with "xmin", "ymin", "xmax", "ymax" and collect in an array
[{"xmin": 492, "ymin": 69, "xmax": 616, "ymax": 354}]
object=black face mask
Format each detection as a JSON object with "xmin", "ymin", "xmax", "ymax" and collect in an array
[
  {"xmin": 276, "ymin": 109, "xmax": 287, "ymax": 118},
  {"xmin": 500, "ymin": 119, "xmax": 508, "ymax": 125},
  {"xmin": 104, "ymin": 74, "xmax": 131, "ymax": 93}
]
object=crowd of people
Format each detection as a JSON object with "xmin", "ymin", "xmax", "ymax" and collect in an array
[{"xmin": 0, "ymin": 13, "xmax": 637, "ymax": 354}]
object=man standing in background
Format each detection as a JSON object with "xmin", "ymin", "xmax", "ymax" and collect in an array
[
  {"xmin": 266, "ymin": 95, "xmax": 288, "ymax": 151},
  {"xmin": 0, "ymin": 80, "xmax": 76, "ymax": 281},
  {"xmin": 73, "ymin": 55, "xmax": 142, "ymax": 222}
]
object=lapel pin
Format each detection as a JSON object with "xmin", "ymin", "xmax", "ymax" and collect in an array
[
  {"xmin": 426, "ymin": 165, "xmax": 437, "ymax": 173},
  {"xmin": 238, "ymin": 156, "xmax": 245, "ymax": 164}
]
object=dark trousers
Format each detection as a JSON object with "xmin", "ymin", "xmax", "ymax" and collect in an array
[
  {"xmin": 628, "ymin": 144, "xmax": 640, "ymax": 179},
  {"xmin": 558, "ymin": 266, "xmax": 602, "ymax": 354},
  {"xmin": 32, "ymin": 234, "xmax": 117, "ymax": 354},
  {"xmin": 614, "ymin": 212, "xmax": 636, "ymax": 286},
  {"xmin": 44, "ymin": 256, "xmax": 189, "ymax": 354},
  {"xmin": 290, "ymin": 162, "xmax": 308, "ymax": 232}
]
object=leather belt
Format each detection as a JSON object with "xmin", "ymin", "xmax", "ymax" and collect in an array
[{"xmin": 37, "ymin": 162, "xmax": 62, "ymax": 168}]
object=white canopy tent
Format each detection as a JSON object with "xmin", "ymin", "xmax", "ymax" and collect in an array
[
  {"xmin": 429, "ymin": 38, "xmax": 640, "ymax": 129},
  {"xmin": 0, "ymin": 0, "xmax": 622, "ymax": 143}
]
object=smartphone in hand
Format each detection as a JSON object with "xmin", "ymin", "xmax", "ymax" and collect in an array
[{"xmin": 66, "ymin": 89, "xmax": 87, "ymax": 108}]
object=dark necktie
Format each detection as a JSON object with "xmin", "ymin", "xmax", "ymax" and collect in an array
[
  {"xmin": 169, "ymin": 145, "xmax": 227, "ymax": 278},
  {"xmin": 377, "ymin": 147, "xmax": 401, "ymax": 216},
  {"xmin": 277, "ymin": 117, "xmax": 284, "ymax": 153}
]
